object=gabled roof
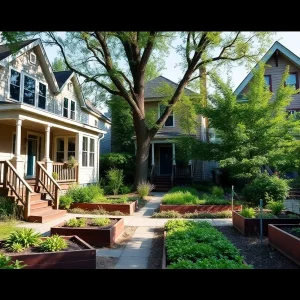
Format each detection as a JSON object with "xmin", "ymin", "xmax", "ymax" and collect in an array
[
  {"xmin": 0, "ymin": 39, "xmax": 38, "ymax": 60},
  {"xmin": 85, "ymin": 100, "xmax": 111, "ymax": 124},
  {"xmin": 234, "ymin": 41, "xmax": 300, "ymax": 95},
  {"xmin": 53, "ymin": 70, "xmax": 73, "ymax": 88},
  {"xmin": 144, "ymin": 76, "xmax": 197, "ymax": 99}
]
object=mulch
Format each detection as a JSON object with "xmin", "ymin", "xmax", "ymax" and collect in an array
[
  {"xmin": 216, "ymin": 226, "xmax": 300, "ymax": 269},
  {"xmin": 147, "ymin": 227, "xmax": 164, "ymax": 269}
]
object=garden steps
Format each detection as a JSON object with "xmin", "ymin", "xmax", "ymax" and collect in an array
[{"xmin": 153, "ymin": 176, "xmax": 172, "ymax": 192}]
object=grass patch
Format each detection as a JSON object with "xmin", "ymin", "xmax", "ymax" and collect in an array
[
  {"xmin": 152, "ymin": 210, "xmax": 232, "ymax": 219},
  {"xmin": 0, "ymin": 222, "xmax": 19, "ymax": 240}
]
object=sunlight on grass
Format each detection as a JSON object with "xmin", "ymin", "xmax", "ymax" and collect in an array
[{"xmin": 0, "ymin": 222, "xmax": 19, "ymax": 240}]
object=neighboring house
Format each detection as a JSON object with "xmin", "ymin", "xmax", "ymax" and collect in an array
[
  {"xmin": 0, "ymin": 38, "xmax": 107, "ymax": 222},
  {"xmin": 133, "ymin": 76, "xmax": 215, "ymax": 190}
]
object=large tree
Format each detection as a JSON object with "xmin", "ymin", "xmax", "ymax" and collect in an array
[{"xmin": 2, "ymin": 31, "xmax": 274, "ymax": 187}]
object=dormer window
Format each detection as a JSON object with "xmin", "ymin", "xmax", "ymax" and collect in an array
[{"xmin": 30, "ymin": 52, "xmax": 36, "ymax": 64}]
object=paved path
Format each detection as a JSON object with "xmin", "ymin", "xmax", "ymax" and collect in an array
[{"xmin": 17, "ymin": 192, "xmax": 233, "ymax": 269}]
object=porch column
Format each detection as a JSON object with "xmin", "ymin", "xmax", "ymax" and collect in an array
[
  {"xmin": 11, "ymin": 117, "xmax": 25, "ymax": 176},
  {"xmin": 43, "ymin": 125, "xmax": 52, "ymax": 175},
  {"xmin": 75, "ymin": 132, "xmax": 82, "ymax": 184},
  {"xmin": 151, "ymin": 143, "xmax": 154, "ymax": 165},
  {"xmin": 172, "ymin": 143, "xmax": 176, "ymax": 165}
]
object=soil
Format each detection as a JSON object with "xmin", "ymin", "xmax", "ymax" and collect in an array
[
  {"xmin": 62, "ymin": 218, "xmax": 118, "ymax": 229},
  {"xmin": 282, "ymin": 227, "xmax": 300, "ymax": 238},
  {"xmin": 216, "ymin": 226, "xmax": 300, "ymax": 269},
  {"xmin": 0, "ymin": 237, "xmax": 83, "ymax": 256},
  {"xmin": 147, "ymin": 227, "xmax": 164, "ymax": 269}
]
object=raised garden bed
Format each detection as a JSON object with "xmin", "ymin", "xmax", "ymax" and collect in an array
[
  {"xmin": 160, "ymin": 204, "xmax": 242, "ymax": 213},
  {"xmin": 0, "ymin": 235, "xmax": 96, "ymax": 269},
  {"xmin": 268, "ymin": 224, "xmax": 300, "ymax": 266},
  {"xmin": 70, "ymin": 200, "xmax": 138, "ymax": 215},
  {"xmin": 232, "ymin": 210, "xmax": 300, "ymax": 236},
  {"xmin": 51, "ymin": 218, "xmax": 124, "ymax": 247}
]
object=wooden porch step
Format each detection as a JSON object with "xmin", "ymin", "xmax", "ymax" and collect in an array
[
  {"xmin": 30, "ymin": 199, "xmax": 51, "ymax": 210},
  {"xmin": 28, "ymin": 208, "xmax": 66, "ymax": 223}
]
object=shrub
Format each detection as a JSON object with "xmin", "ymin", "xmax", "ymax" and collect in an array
[
  {"xmin": 137, "ymin": 181, "xmax": 154, "ymax": 198},
  {"xmin": 201, "ymin": 194, "xmax": 230, "ymax": 205},
  {"xmin": 0, "ymin": 254, "xmax": 26, "ymax": 269},
  {"xmin": 162, "ymin": 191, "xmax": 199, "ymax": 205},
  {"xmin": 52, "ymin": 172, "xmax": 59, "ymax": 180},
  {"xmin": 191, "ymin": 183, "xmax": 214, "ymax": 193},
  {"xmin": 7, "ymin": 242, "xmax": 24, "ymax": 253},
  {"xmin": 59, "ymin": 195, "xmax": 73, "ymax": 209},
  {"xmin": 266, "ymin": 200, "xmax": 285, "ymax": 215},
  {"xmin": 242, "ymin": 173, "xmax": 290, "ymax": 205},
  {"xmin": 106, "ymin": 168, "xmax": 124, "ymax": 195},
  {"xmin": 211, "ymin": 186, "xmax": 224, "ymax": 198},
  {"xmin": 91, "ymin": 194, "xmax": 109, "ymax": 203},
  {"xmin": 85, "ymin": 184, "xmax": 104, "ymax": 199},
  {"xmin": 152, "ymin": 210, "xmax": 232, "ymax": 219},
  {"xmin": 239, "ymin": 207, "xmax": 256, "ymax": 218},
  {"xmin": 66, "ymin": 185, "xmax": 90, "ymax": 203},
  {"xmin": 0, "ymin": 197, "xmax": 20, "ymax": 220},
  {"xmin": 5, "ymin": 228, "xmax": 41, "ymax": 250},
  {"xmin": 39, "ymin": 235, "xmax": 67, "ymax": 252},
  {"xmin": 169, "ymin": 186, "xmax": 198, "ymax": 195},
  {"xmin": 119, "ymin": 185, "xmax": 132, "ymax": 195},
  {"xmin": 90, "ymin": 217, "xmax": 111, "ymax": 227},
  {"xmin": 64, "ymin": 218, "xmax": 87, "ymax": 227},
  {"xmin": 153, "ymin": 210, "xmax": 182, "ymax": 218}
]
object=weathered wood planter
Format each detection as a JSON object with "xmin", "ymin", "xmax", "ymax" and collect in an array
[
  {"xmin": 232, "ymin": 210, "xmax": 300, "ymax": 236},
  {"xmin": 51, "ymin": 218, "xmax": 124, "ymax": 247},
  {"xmin": 268, "ymin": 224, "xmax": 300, "ymax": 266},
  {"xmin": 2, "ymin": 236, "xmax": 96, "ymax": 269},
  {"xmin": 70, "ymin": 200, "xmax": 138, "ymax": 215},
  {"xmin": 160, "ymin": 204, "xmax": 242, "ymax": 213}
]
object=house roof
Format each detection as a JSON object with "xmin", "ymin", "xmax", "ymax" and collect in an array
[
  {"xmin": 53, "ymin": 71, "xmax": 73, "ymax": 88},
  {"xmin": 144, "ymin": 76, "xmax": 197, "ymax": 99},
  {"xmin": 0, "ymin": 39, "xmax": 39, "ymax": 60},
  {"xmin": 132, "ymin": 130, "xmax": 195, "ymax": 140},
  {"xmin": 85, "ymin": 100, "xmax": 111, "ymax": 123},
  {"xmin": 234, "ymin": 41, "xmax": 300, "ymax": 95}
]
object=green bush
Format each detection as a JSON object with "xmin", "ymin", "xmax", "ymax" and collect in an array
[
  {"xmin": 59, "ymin": 195, "xmax": 73, "ymax": 209},
  {"xmin": 90, "ymin": 217, "xmax": 111, "ymax": 227},
  {"xmin": 106, "ymin": 168, "xmax": 124, "ymax": 195},
  {"xmin": 39, "ymin": 235, "xmax": 67, "ymax": 252},
  {"xmin": 242, "ymin": 173, "xmax": 290, "ymax": 205},
  {"xmin": 137, "ymin": 181, "xmax": 154, "ymax": 198},
  {"xmin": 8, "ymin": 242, "xmax": 24, "ymax": 253},
  {"xmin": 266, "ymin": 200, "xmax": 285, "ymax": 215},
  {"xmin": 211, "ymin": 186, "xmax": 224, "ymax": 198},
  {"xmin": 152, "ymin": 210, "xmax": 232, "ymax": 219},
  {"xmin": 91, "ymin": 194, "xmax": 109, "ymax": 203},
  {"xmin": 5, "ymin": 228, "xmax": 41, "ymax": 251},
  {"xmin": 64, "ymin": 218, "xmax": 87, "ymax": 227},
  {"xmin": 65, "ymin": 184, "xmax": 104, "ymax": 204},
  {"xmin": 0, "ymin": 197, "xmax": 20, "ymax": 220},
  {"xmin": 201, "ymin": 194, "xmax": 230, "ymax": 205},
  {"xmin": 119, "ymin": 185, "xmax": 132, "ymax": 195},
  {"xmin": 169, "ymin": 186, "xmax": 199, "ymax": 195},
  {"xmin": 0, "ymin": 254, "xmax": 26, "ymax": 269},
  {"xmin": 239, "ymin": 207, "xmax": 256, "ymax": 218},
  {"xmin": 191, "ymin": 182, "xmax": 214, "ymax": 193}
]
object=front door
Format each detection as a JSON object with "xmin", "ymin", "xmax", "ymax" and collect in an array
[
  {"xmin": 160, "ymin": 147, "xmax": 172, "ymax": 175},
  {"xmin": 26, "ymin": 135, "xmax": 38, "ymax": 177}
]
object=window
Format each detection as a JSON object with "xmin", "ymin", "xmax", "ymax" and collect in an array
[
  {"xmin": 264, "ymin": 75, "xmax": 272, "ymax": 91},
  {"xmin": 89, "ymin": 139, "xmax": 95, "ymax": 167},
  {"xmin": 38, "ymin": 83, "xmax": 46, "ymax": 109},
  {"xmin": 68, "ymin": 137, "xmax": 75, "ymax": 159},
  {"xmin": 56, "ymin": 138, "xmax": 65, "ymax": 162},
  {"xmin": 29, "ymin": 52, "xmax": 36, "ymax": 64},
  {"xmin": 70, "ymin": 100, "xmax": 76, "ymax": 120},
  {"xmin": 82, "ymin": 137, "xmax": 88, "ymax": 167},
  {"xmin": 159, "ymin": 104, "xmax": 174, "ymax": 127},
  {"xmin": 286, "ymin": 73, "xmax": 298, "ymax": 89},
  {"xmin": 9, "ymin": 69, "xmax": 21, "ymax": 101},
  {"xmin": 23, "ymin": 75, "xmax": 35, "ymax": 106},
  {"xmin": 12, "ymin": 134, "xmax": 16, "ymax": 155},
  {"xmin": 63, "ymin": 98, "xmax": 69, "ymax": 118},
  {"xmin": 288, "ymin": 110, "xmax": 296, "ymax": 115}
]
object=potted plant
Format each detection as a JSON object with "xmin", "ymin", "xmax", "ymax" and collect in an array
[{"xmin": 63, "ymin": 156, "xmax": 78, "ymax": 169}]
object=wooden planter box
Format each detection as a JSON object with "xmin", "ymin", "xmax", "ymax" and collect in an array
[
  {"xmin": 232, "ymin": 210, "xmax": 300, "ymax": 236},
  {"xmin": 160, "ymin": 204, "xmax": 242, "ymax": 213},
  {"xmin": 70, "ymin": 200, "xmax": 138, "ymax": 215},
  {"xmin": 51, "ymin": 218, "xmax": 124, "ymax": 247},
  {"xmin": 268, "ymin": 224, "xmax": 300, "ymax": 266},
  {"xmin": 3, "ymin": 236, "xmax": 96, "ymax": 269}
]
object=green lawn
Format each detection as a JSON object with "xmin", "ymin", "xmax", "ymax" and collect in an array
[{"xmin": 0, "ymin": 222, "xmax": 19, "ymax": 240}]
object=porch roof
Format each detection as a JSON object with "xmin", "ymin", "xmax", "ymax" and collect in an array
[{"xmin": 132, "ymin": 130, "xmax": 196, "ymax": 140}]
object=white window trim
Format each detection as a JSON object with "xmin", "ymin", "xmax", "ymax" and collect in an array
[
  {"xmin": 81, "ymin": 136, "xmax": 95, "ymax": 168},
  {"xmin": 62, "ymin": 97, "xmax": 76, "ymax": 120},
  {"xmin": 54, "ymin": 136, "xmax": 76, "ymax": 162},
  {"xmin": 158, "ymin": 103, "xmax": 175, "ymax": 128},
  {"xmin": 82, "ymin": 136, "xmax": 89, "ymax": 167},
  {"xmin": 89, "ymin": 138, "xmax": 95, "ymax": 167},
  {"xmin": 29, "ymin": 52, "xmax": 36, "ymax": 64},
  {"xmin": 7, "ymin": 66, "xmax": 48, "ymax": 110}
]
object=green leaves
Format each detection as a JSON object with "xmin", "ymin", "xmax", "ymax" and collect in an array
[
  {"xmin": 5, "ymin": 228, "xmax": 41, "ymax": 251},
  {"xmin": 0, "ymin": 254, "xmax": 26, "ymax": 269},
  {"xmin": 39, "ymin": 235, "xmax": 67, "ymax": 252}
]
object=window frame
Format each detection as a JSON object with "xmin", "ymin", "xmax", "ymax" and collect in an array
[
  {"xmin": 285, "ymin": 72, "xmax": 299, "ymax": 90},
  {"xmin": 158, "ymin": 103, "xmax": 175, "ymax": 127},
  {"xmin": 8, "ymin": 68, "xmax": 21, "ymax": 101},
  {"xmin": 62, "ymin": 97, "xmax": 76, "ymax": 120},
  {"xmin": 55, "ymin": 137, "xmax": 65, "ymax": 163},
  {"xmin": 38, "ymin": 82, "xmax": 47, "ymax": 109},
  {"xmin": 89, "ymin": 138, "xmax": 95, "ymax": 167},
  {"xmin": 264, "ymin": 74, "xmax": 272, "ymax": 92},
  {"xmin": 82, "ymin": 136, "xmax": 88, "ymax": 167},
  {"xmin": 29, "ymin": 52, "xmax": 36, "ymax": 64},
  {"xmin": 23, "ymin": 73, "xmax": 36, "ymax": 106}
]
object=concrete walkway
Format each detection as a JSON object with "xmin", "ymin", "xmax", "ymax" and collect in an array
[{"xmin": 17, "ymin": 192, "xmax": 233, "ymax": 269}]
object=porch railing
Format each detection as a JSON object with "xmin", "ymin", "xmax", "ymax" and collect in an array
[
  {"xmin": 36, "ymin": 162, "xmax": 61, "ymax": 209},
  {"xmin": 52, "ymin": 163, "xmax": 78, "ymax": 182},
  {"xmin": 175, "ymin": 165, "xmax": 192, "ymax": 178},
  {"xmin": 0, "ymin": 160, "xmax": 33, "ymax": 220}
]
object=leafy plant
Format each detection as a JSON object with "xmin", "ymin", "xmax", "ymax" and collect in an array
[
  {"xmin": 255, "ymin": 212, "xmax": 276, "ymax": 219},
  {"xmin": 119, "ymin": 185, "xmax": 132, "ymax": 195},
  {"xmin": 242, "ymin": 173, "xmax": 290, "ymax": 205},
  {"xmin": 291, "ymin": 227, "xmax": 300, "ymax": 238},
  {"xmin": 286, "ymin": 214, "xmax": 300, "ymax": 219},
  {"xmin": 137, "ymin": 181, "xmax": 154, "ymax": 198},
  {"xmin": 52, "ymin": 172, "xmax": 59, "ymax": 180},
  {"xmin": 64, "ymin": 218, "xmax": 87, "ymax": 227},
  {"xmin": 106, "ymin": 168, "xmax": 124, "ymax": 195},
  {"xmin": 90, "ymin": 217, "xmax": 111, "ymax": 227},
  {"xmin": 59, "ymin": 195, "xmax": 73, "ymax": 209},
  {"xmin": 169, "ymin": 186, "xmax": 199, "ymax": 195},
  {"xmin": 5, "ymin": 228, "xmax": 41, "ymax": 249},
  {"xmin": 152, "ymin": 210, "xmax": 232, "ymax": 219},
  {"xmin": 239, "ymin": 208, "xmax": 256, "ymax": 218},
  {"xmin": 39, "ymin": 235, "xmax": 67, "ymax": 252},
  {"xmin": 0, "ymin": 254, "xmax": 26, "ymax": 269},
  {"xmin": 266, "ymin": 200, "xmax": 285, "ymax": 215},
  {"xmin": 64, "ymin": 156, "xmax": 78, "ymax": 169},
  {"xmin": 211, "ymin": 186, "xmax": 224, "ymax": 197},
  {"xmin": 68, "ymin": 207, "xmax": 127, "ymax": 216},
  {"xmin": 7, "ymin": 242, "xmax": 24, "ymax": 253},
  {"xmin": 0, "ymin": 197, "xmax": 20, "ymax": 220}
]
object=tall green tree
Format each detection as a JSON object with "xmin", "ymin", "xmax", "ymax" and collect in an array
[
  {"xmin": 180, "ymin": 64, "xmax": 300, "ymax": 179},
  {"xmin": 2, "ymin": 31, "xmax": 274, "ymax": 187},
  {"xmin": 51, "ymin": 57, "xmax": 68, "ymax": 72}
]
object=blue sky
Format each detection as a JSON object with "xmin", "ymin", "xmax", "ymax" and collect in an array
[{"xmin": 44, "ymin": 32, "xmax": 300, "ymax": 111}]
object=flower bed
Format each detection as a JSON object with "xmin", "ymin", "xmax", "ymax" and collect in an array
[{"xmin": 153, "ymin": 210, "xmax": 232, "ymax": 219}]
